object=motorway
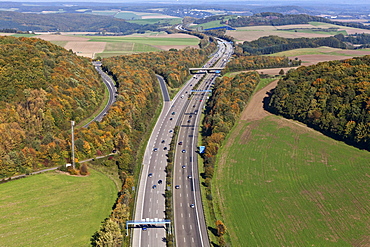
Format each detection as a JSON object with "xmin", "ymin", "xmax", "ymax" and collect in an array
[
  {"xmin": 84, "ymin": 61, "xmax": 117, "ymax": 127},
  {"xmin": 132, "ymin": 39, "xmax": 233, "ymax": 247}
]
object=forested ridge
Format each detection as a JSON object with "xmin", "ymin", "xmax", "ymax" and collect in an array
[
  {"xmin": 0, "ymin": 36, "xmax": 104, "ymax": 178},
  {"xmin": 0, "ymin": 10, "xmax": 160, "ymax": 33},
  {"xmin": 237, "ymin": 35, "xmax": 347, "ymax": 55},
  {"xmin": 269, "ymin": 56, "xmax": 370, "ymax": 150}
]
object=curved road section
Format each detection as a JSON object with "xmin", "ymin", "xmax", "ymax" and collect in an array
[
  {"xmin": 84, "ymin": 62, "xmax": 117, "ymax": 127},
  {"xmin": 132, "ymin": 40, "xmax": 233, "ymax": 247}
]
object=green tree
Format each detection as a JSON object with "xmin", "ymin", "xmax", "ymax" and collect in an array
[{"xmin": 91, "ymin": 218, "xmax": 123, "ymax": 247}]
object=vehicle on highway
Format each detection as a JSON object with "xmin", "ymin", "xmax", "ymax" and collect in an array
[
  {"xmin": 187, "ymin": 120, "xmax": 191, "ymax": 123},
  {"xmin": 182, "ymin": 165, "xmax": 186, "ymax": 169},
  {"xmin": 142, "ymin": 226, "xmax": 147, "ymax": 231},
  {"xmin": 148, "ymin": 173, "xmax": 153, "ymax": 177},
  {"xmin": 153, "ymin": 148, "xmax": 158, "ymax": 152},
  {"xmin": 190, "ymin": 204, "xmax": 195, "ymax": 208},
  {"xmin": 193, "ymin": 105, "xmax": 195, "ymax": 107},
  {"xmin": 164, "ymin": 147, "xmax": 167, "ymax": 150},
  {"xmin": 187, "ymin": 175, "xmax": 192, "ymax": 179},
  {"xmin": 158, "ymin": 180, "xmax": 162, "ymax": 184},
  {"xmin": 175, "ymin": 185, "xmax": 180, "ymax": 189},
  {"xmin": 152, "ymin": 185, "xmax": 157, "ymax": 189},
  {"xmin": 178, "ymin": 141, "xmax": 183, "ymax": 145},
  {"xmin": 161, "ymin": 140, "xmax": 165, "ymax": 143},
  {"xmin": 172, "ymin": 111, "xmax": 176, "ymax": 115},
  {"xmin": 170, "ymin": 118, "xmax": 173, "ymax": 120},
  {"xmin": 182, "ymin": 149, "xmax": 186, "ymax": 153}
]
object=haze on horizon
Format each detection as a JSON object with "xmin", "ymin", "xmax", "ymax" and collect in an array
[{"xmin": 0, "ymin": 0, "xmax": 369, "ymax": 4}]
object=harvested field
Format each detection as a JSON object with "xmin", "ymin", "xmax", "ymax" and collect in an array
[
  {"xmin": 36, "ymin": 34, "xmax": 90, "ymax": 42},
  {"xmin": 64, "ymin": 41, "xmax": 106, "ymax": 58},
  {"xmin": 227, "ymin": 22, "xmax": 370, "ymax": 42}
]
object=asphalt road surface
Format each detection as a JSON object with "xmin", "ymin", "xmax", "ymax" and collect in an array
[{"xmin": 132, "ymin": 39, "xmax": 233, "ymax": 247}]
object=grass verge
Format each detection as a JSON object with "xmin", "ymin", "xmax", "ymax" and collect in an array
[{"xmin": 0, "ymin": 169, "xmax": 117, "ymax": 247}]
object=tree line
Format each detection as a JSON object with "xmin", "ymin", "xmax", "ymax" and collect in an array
[
  {"xmin": 237, "ymin": 35, "xmax": 347, "ymax": 55},
  {"xmin": 223, "ymin": 55, "xmax": 301, "ymax": 74},
  {"xmin": 269, "ymin": 55, "xmax": 370, "ymax": 150},
  {"xmin": 225, "ymin": 12, "xmax": 370, "ymax": 31},
  {"xmin": 0, "ymin": 36, "xmax": 105, "ymax": 178}
]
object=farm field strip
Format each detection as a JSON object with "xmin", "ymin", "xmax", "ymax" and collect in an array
[
  {"xmin": 86, "ymin": 36, "xmax": 199, "ymax": 46},
  {"xmin": 214, "ymin": 116, "xmax": 370, "ymax": 246},
  {"xmin": 0, "ymin": 169, "xmax": 117, "ymax": 246},
  {"xmin": 267, "ymin": 47, "xmax": 370, "ymax": 57}
]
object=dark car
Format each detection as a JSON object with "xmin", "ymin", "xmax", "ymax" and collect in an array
[
  {"xmin": 164, "ymin": 147, "xmax": 167, "ymax": 150},
  {"xmin": 161, "ymin": 140, "xmax": 165, "ymax": 143},
  {"xmin": 190, "ymin": 204, "xmax": 195, "ymax": 208},
  {"xmin": 158, "ymin": 180, "xmax": 162, "ymax": 184},
  {"xmin": 182, "ymin": 149, "xmax": 186, "ymax": 153},
  {"xmin": 175, "ymin": 185, "xmax": 180, "ymax": 189},
  {"xmin": 152, "ymin": 185, "xmax": 157, "ymax": 189},
  {"xmin": 153, "ymin": 148, "xmax": 158, "ymax": 152},
  {"xmin": 148, "ymin": 173, "xmax": 153, "ymax": 177},
  {"xmin": 178, "ymin": 141, "xmax": 183, "ymax": 145}
]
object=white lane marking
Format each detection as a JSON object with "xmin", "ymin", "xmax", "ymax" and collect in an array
[
  {"xmin": 187, "ymin": 193, "xmax": 189, "ymax": 198},
  {"xmin": 156, "ymin": 233, "xmax": 158, "ymax": 239},
  {"xmin": 179, "ymin": 193, "xmax": 182, "ymax": 198},
  {"xmin": 190, "ymin": 225, "xmax": 193, "ymax": 230},
  {"xmin": 181, "ymin": 213, "xmax": 183, "ymax": 218},
  {"xmin": 184, "ymin": 237, "xmax": 186, "ymax": 243},
  {"xmin": 192, "ymin": 237, "xmax": 194, "ymax": 243},
  {"xmin": 156, "ymin": 210, "xmax": 158, "ymax": 214},
  {"xmin": 150, "ymin": 198, "xmax": 152, "ymax": 202},
  {"xmin": 182, "ymin": 225, "xmax": 185, "ymax": 230}
]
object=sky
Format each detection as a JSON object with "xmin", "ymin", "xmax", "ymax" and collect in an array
[{"xmin": 0, "ymin": 0, "xmax": 369, "ymax": 3}]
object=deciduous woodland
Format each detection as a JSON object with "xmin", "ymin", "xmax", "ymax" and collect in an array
[
  {"xmin": 269, "ymin": 56, "xmax": 370, "ymax": 150},
  {"xmin": 0, "ymin": 36, "xmax": 104, "ymax": 178}
]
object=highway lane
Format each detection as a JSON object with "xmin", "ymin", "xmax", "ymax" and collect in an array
[
  {"xmin": 173, "ymin": 40, "xmax": 233, "ymax": 247},
  {"xmin": 132, "ymin": 74, "xmax": 199, "ymax": 247},
  {"xmin": 84, "ymin": 62, "xmax": 117, "ymax": 127},
  {"xmin": 132, "ymin": 39, "xmax": 233, "ymax": 247}
]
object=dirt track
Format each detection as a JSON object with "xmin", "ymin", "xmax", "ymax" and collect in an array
[{"xmin": 240, "ymin": 80, "xmax": 278, "ymax": 121}]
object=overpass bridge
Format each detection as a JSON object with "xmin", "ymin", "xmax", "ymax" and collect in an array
[{"xmin": 189, "ymin": 67, "xmax": 224, "ymax": 74}]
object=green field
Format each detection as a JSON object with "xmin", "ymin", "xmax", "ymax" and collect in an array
[
  {"xmin": 127, "ymin": 18, "xmax": 181, "ymax": 25},
  {"xmin": 96, "ymin": 41, "xmax": 160, "ymax": 57},
  {"xmin": 213, "ymin": 115, "xmax": 370, "ymax": 246},
  {"xmin": 10, "ymin": 33, "xmax": 37, "ymax": 38},
  {"xmin": 88, "ymin": 35, "xmax": 199, "ymax": 46},
  {"xmin": 0, "ymin": 169, "xmax": 117, "ymax": 246},
  {"xmin": 267, "ymin": 46, "xmax": 370, "ymax": 57}
]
